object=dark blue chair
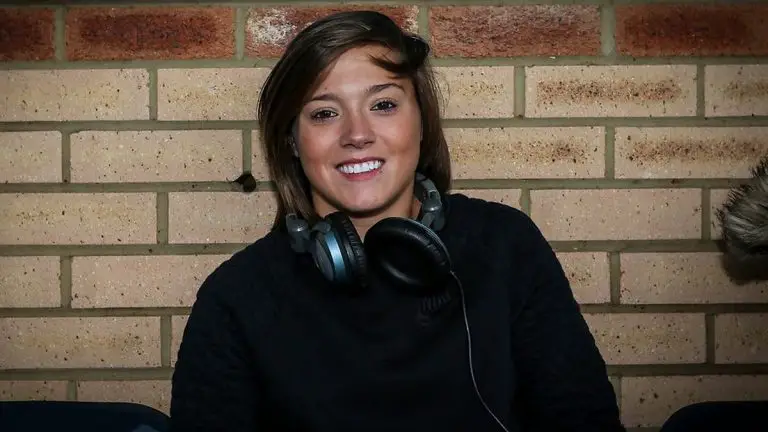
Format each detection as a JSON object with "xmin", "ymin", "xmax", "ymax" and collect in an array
[
  {"xmin": 660, "ymin": 401, "xmax": 768, "ymax": 432},
  {"xmin": 0, "ymin": 400, "xmax": 169, "ymax": 432}
]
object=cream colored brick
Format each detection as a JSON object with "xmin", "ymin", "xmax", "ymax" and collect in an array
[
  {"xmin": 620, "ymin": 252, "xmax": 768, "ymax": 304},
  {"xmin": 705, "ymin": 65, "xmax": 768, "ymax": 117},
  {"xmin": 157, "ymin": 68, "xmax": 271, "ymax": 120},
  {"xmin": 251, "ymin": 131, "xmax": 271, "ymax": 180},
  {"xmin": 171, "ymin": 315, "xmax": 189, "ymax": 366},
  {"xmin": 0, "ymin": 132, "xmax": 62, "ymax": 183},
  {"xmin": 526, "ymin": 65, "xmax": 697, "ymax": 117},
  {"xmin": 71, "ymin": 255, "xmax": 229, "ymax": 308},
  {"xmin": 0, "ymin": 193, "xmax": 156, "ymax": 245},
  {"xmin": 710, "ymin": 188, "xmax": 731, "ymax": 239},
  {"xmin": 446, "ymin": 127, "xmax": 604, "ymax": 179},
  {"xmin": 585, "ymin": 313, "xmax": 705, "ymax": 365},
  {"xmin": 530, "ymin": 189, "xmax": 701, "ymax": 240},
  {"xmin": 70, "ymin": 131, "xmax": 242, "ymax": 183},
  {"xmin": 435, "ymin": 66, "xmax": 515, "ymax": 118},
  {"xmin": 715, "ymin": 313, "xmax": 768, "ymax": 364},
  {"xmin": 168, "ymin": 191, "xmax": 277, "ymax": 243},
  {"xmin": 0, "ymin": 317, "xmax": 160, "ymax": 368},
  {"xmin": 77, "ymin": 380, "xmax": 171, "ymax": 415},
  {"xmin": 0, "ymin": 69, "xmax": 149, "ymax": 121},
  {"xmin": 556, "ymin": 252, "xmax": 610, "ymax": 304},
  {"xmin": 621, "ymin": 375, "xmax": 768, "ymax": 428},
  {"xmin": 615, "ymin": 127, "xmax": 768, "ymax": 178},
  {"xmin": 0, "ymin": 381, "xmax": 68, "ymax": 401},
  {"xmin": 458, "ymin": 189, "xmax": 521, "ymax": 208},
  {"xmin": 0, "ymin": 256, "xmax": 60, "ymax": 308}
]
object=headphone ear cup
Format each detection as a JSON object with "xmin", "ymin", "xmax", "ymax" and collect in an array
[
  {"xmin": 364, "ymin": 218, "xmax": 451, "ymax": 290},
  {"xmin": 322, "ymin": 212, "xmax": 368, "ymax": 289}
]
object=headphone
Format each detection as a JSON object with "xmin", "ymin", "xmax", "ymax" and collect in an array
[{"xmin": 285, "ymin": 172, "xmax": 452, "ymax": 291}]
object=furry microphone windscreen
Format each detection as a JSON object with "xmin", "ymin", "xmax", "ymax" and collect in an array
[{"xmin": 716, "ymin": 155, "xmax": 768, "ymax": 282}]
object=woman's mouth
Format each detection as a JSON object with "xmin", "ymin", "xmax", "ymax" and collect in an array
[{"xmin": 337, "ymin": 159, "xmax": 384, "ymax": 180}]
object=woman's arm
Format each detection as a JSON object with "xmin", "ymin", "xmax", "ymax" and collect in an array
[
  {"xmin": 510, "ymin": 216, "xmax": 626, "ymax": 431},
  {"xmin": 169, "ymin": 270, "xmax": 261, "ymax": 431}
]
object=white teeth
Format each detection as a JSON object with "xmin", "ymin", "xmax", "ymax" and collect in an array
[{"xmin": 338, "ymin": 160, "xmax": 382, "ymax": 174}]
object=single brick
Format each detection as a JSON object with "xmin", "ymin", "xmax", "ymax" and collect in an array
[
  {"xmin": 457, "ymin": 189, "xmax": 521, "ymax": 209},
  {"xmin": 0, "ymin": 131, "xmax": 62, "ymax": 183},
  {"xmin": 157, "ymin": 68, "xmax": 270, "ymax": 121},
  {"xmin": 434, "ymin": 66, "xmax": 515, "ymax": 119},
  {"xmin": 526, "ymin": 65, "xmax": 697, "ymax": 118},
  {"xmin": 620, "ymin": 252, "xmax": 768, "ymax": 304},
  {"xmin": 530, "ymin": 189, "xmax": 701, "ymax": 241},
  {"xmin": 171, "ymin": 315, "xmax": 189, "ymax": 366},
  {"xmin": 621, "ymin": 375, "xmax": 768, "ymax": 428},
  {"xmin": 65, "ymin": 7, "xmax": 235, "ymax": 60},
  {"xmin": 705, "ymin": 65, "xmax": 768, "ymax": 117},
  {"xmin": 0, "ymin": 193, "xmax": 156, "ymax": 245},
  {"xmin": 77, "ymin": 380, "xmax": 171, "ymax": 414},
  {"xmin": 0, "ymin": 381, "xmax": 67, "ymax": 401},
  {"xmin": 614, "ymin": 127, "xmax": 768, "ymax": 179},
  {"xmin": 616, "ymin": 4, "xmax": 768, "ymax": 56},
  {"xmin": 245, "ymin": 6, "xmax": 418, "ymax": 57},
  {"xmin": 168, "ymin": 191, "xmax": 277, "ymax": 243},
  {"xmin": 0, "ymin": 317, "xmax": 160, "ymax": 369},
  {"xmin": 584, "ymin": 313, "xmax": 706, "ymax": 365},
  {"xmin": 71, "ymin": 255, "xmax": 229, "ymax": 308},
  {"xmin": 430, "ymin": 5, "xmax": 600, "ymax": 57},
  {"xmin": 251, "ymin": 131, "xmax": 271, "ymax": 181},
  {"xmin": 0, "ymin": 8, "xmax": 55, "ymax": 61},
  {"xmin": 70, "ymin": 130, "xmax": 242, "ymax": 183},
  {"xmin": 0, "ymin": 256, "xmax": 60, "ymax": 308},
  {"xmin": 715, "ymin": 313, "xmax": 768, "ymax": 364},
  {"xmin": 555, "ymin": 252, "xmax": 610, "ymax": 304},
  {"xmin": 0, "ymin": 70, "xmax": 149, "ymax": 121},
  {"xmin": 445, "ymin": 127, "xmax": 604, "ymax": 179},
  {"xmin": 709, "ymin": 188, "xmax": 731, "ymax": 239}
]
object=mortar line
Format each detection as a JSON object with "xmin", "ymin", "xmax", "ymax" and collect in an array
[
  {"xmin": 54, "ymin": 7, "xmax": 66, "ymax": 61},
  {"xmin": 60, "ymin": 256, "xmax": 72, "ymax": 309},
  {"xmin": 161, "ymin": 316, "xmax": 172, "ymax": 368},
  {"xmin": 701, "ymin": 188, "xmax": 711, "ymax": 240},
  {"xmin": 697, "ymin": 64, "xmax": 706, "ymax": 117},
  {"xmin": 66, "ymin": 381, "xmax": 77, "ymax": 401},
  {"xmin": 416, "ymin": 5, "xmax": 429, "ymax": 40},
  {"xmin": 242, "ymin": 129, "xmax": 252, "ymax": 173},
  {"xmin": 61, "ymin": 132, "xmax": 71, "ymax": 183},
  {"xmin": 609, "ymin": 251, "xmax": 621, "ymax": 304},
  {"xmin": 520, "ymin": 187, "xmax": 531, "ymax": 215},
  {"xmin": 604, "ymin": 126, "xmax": 615, "ymax": 179},
  {"xmin": 705, "ymin": 313, "xmax": 716, "ymax": 364},
  {"xmin": 600, "ymin": 4, "xmax": 616, "ymax": 57},
  {"xmin": 149, "ymin": 69, "xmax": 158, "ymax": 121},
  {"xmin": 514, "ymin": 67, "xmax": 525, "ymax": 118},
  {"xmin": 156, "ymin": 192, "xmax": 169, "ymax": 244},
  {"xmin": 235, "ymin": 7, "xmax": 246, "ymax": 60}
]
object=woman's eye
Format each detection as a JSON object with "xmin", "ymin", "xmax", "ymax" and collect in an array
[
  {"xmin": 372, "ymin": 100, "xmax": 397, "ymax": 111},
  {"xmin": 310, "ymin": 109, "xmax": 336, "ymax": 120}
]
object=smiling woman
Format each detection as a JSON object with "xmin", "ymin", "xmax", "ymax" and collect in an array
[{"xmin": 169, "ymin": 10, "xmax": 625, "ymax": 432}]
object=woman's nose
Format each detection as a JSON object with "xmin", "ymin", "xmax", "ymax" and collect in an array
[{"xmin": 341, "ymin": 112, "xmax": 374, "ymax": 148}]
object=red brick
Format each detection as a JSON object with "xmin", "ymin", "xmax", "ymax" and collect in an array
[
  {"xmin": 616, "ymin": 4, "xmax": 768, "ymax": 56},
  {"xmin": 245, "ymin": 6, "xmax": 418, "ymax": 57},
  {"xmin": 429, "ymin": 6, "xmax": 600, "ymax": 57},
  {"xmin": 65, "ymin": 7, "xmax": 235, "ymax": 60},
  {"xmin": 0, "ymin": 8, "xmax": 55, "ymax": 61}
]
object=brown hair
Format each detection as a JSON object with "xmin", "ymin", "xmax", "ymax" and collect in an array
[{"xmin": 257, "ymin": 10, "xmax": 451, "ymax": 230}]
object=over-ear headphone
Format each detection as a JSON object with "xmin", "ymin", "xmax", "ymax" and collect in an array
[{"xmin": 285, "ymin": 173, "xmax": 452, "ymax": 291}]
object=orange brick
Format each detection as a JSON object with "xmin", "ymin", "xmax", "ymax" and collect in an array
[
  {"xmin": 621, "ymin": 375, "xmax": 768, "ymax": 428},
  {"xmin": 0, "ymin": 256, "xmax": 60, "ymax": 308},
  {"xmin": 70, "ymin": 130, "xmax": 242, "ymax": 183},
  {"xmin": 556, "ymin": 252, "xmax": 610, "ymax": 304},
  {"xmin": 168, "ymin": 191, "xmax": 277, "ymax": 243},
  {"xmin": 709, "ymin": 188, "xmax": 731, "ymax": 239},
  {"xmin": 715, "ymin": 313, "xmax": 768, "ymax": 364},
  {"xmin": 457, "ymin": 189, "xmax": 521, "ymax": 209},
  {"xmin": 530, "ymin": 189, "xmax": 701, "ymax": 240},
  {"xmin": 171, "ymin": 315, "xmax": 189, "ymax": 366},
  {"xmin": 585, "ymin": 313, "xmax": 705, "ymax": 365},
  {"xmin": 620, "ymin": 252, "xmax": 768, "ymax": 304},
  {"xmin": 435, "ymin": 66, "xmax": 515, "ymax": 119},
  {"xmin": 0, "ymin": 70, "xmax": 149, "ymax": 121},
  {"xmin": 157, "ymin": 68, "xmax": 271, "ymax": 121},
  {"xmin": 0, "ymin": 193, "xmax": 156, "ymax": 245},
  {"xmin": 526, "ymin": 65, "xmax": 697, "ymax": 117},
  {"xmin": 705, "ymin": 65, "xmax": 768, "ymax": 117},
  {"xmin": 0, "ymin": 132, "xmax": 61, "ymax": 183},
  {"xmin": 251, "ymin": 131, "xmax": 271, "ymax": 181},
  {"xmin": 0, "ymin": 381, "xmax": 67, "ymax": 401},
  {"xmin": 0, "ymin": 8, "xmax": 55, "ymax": 61},
  {"xmin": 71, "ymin": 255, "xmax": 229, "ymax": 308},
  {"xmin": 615, "ymin": 127, "xmax": 768, "ymax": 179},
  {"xmin": 446, "ymin": 127, "xmax": 604, "ymax": 179},
  {"xmin": 0, "ymin": 317, "xmax": 160, "ymax": 369},
  {"xmin": 77, "ymin": 380, "xmax": 171, "ymax": 414}
]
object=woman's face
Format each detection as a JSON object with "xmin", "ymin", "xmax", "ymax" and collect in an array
[{"xmin": 295, "ymin": 44, "xmax": 422, "ymax": 223}]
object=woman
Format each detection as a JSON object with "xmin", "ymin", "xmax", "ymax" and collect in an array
[{"xmin": 170, "ymin": 10, "xmax": 624, "ymax": 431}]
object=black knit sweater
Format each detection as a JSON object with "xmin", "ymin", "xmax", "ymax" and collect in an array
[{"xmin": 169, "ymin": 193, "xmax": 625, "ymax": 431}]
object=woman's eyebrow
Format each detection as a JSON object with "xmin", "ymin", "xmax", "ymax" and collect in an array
[{"xmin": 308, "ymin": 82, "xmax": 405, "ymax": 103}]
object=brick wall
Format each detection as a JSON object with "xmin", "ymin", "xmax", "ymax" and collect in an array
[{"xmin": 1, "ymin": 1, "xmax": 768, "ymax": 430}]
